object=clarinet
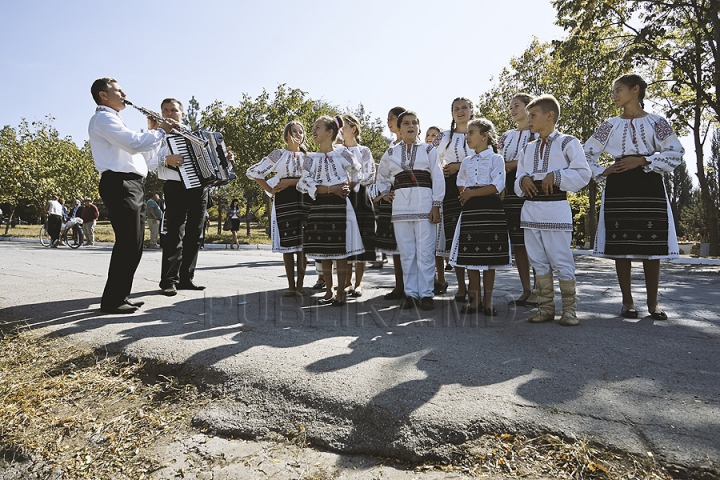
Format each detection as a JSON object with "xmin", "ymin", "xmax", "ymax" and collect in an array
[{"xmin": 123, "ymin": 100, "xmax": 207, "ymax": 147}]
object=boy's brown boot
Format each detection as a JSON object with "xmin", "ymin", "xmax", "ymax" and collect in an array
[
  {"xmin": 558, "ymin": 279, "xmax": 579, "ymax": 326},
  {"xmin": 528, "ymin": 273, "xmax": 555, "ymax": 323}
]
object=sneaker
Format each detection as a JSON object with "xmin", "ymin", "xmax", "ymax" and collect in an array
[{"xmin": 420, "ymin": 297, "xmax": 435, "ymax": 311}]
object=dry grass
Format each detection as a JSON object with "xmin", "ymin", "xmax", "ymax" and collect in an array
[
  {"xmin": 0, "ymin": 324, "xmax": 208, "ymax": 479},
  {"xmin": 412, "ymin": 432, "xmax": 675, "ymax": 479}
]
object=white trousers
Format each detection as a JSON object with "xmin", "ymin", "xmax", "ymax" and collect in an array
[
  {"xmin": 524, "ymin": 228, "xmax": 575, "ymax": 281},
  {"xmin": 394, "ymin": 220, "xmax": 437, "ymax": 298}
]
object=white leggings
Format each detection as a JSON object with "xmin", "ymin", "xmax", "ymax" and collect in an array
[
  {"xmin": 524, "ymin": 228, "xmax": 575, "ymax": 281},
  {"xmin": 394, "ymin": 220, "xmax": 437, "ymax": 298}
]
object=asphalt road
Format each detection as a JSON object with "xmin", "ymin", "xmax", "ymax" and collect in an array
[{"xmin": 1, "ymin": 239, "xmax": 718, "ymax": 476}]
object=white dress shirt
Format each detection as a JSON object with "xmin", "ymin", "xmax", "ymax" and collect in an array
[
  {"xmin": 88, "ymin": 105, "xmax": 165, "ymax": 176},
  {"xmin": 457, "ymin": 147, "xmax": 506, "ymax": 193}
]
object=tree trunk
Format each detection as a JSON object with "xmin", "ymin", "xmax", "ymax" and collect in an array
[
  {"xmin": 245, "ymin": 197, "xmax": 251, "ymax": 237},
  {"xmin": 694, "ymin": 107, "xmax": 719, "ymax": 255},
  {"xmin": 588, "ymin": 180, "xmax": 597, "ymax": 250},
  {"xmin": 4, "ymin": 205, "xmax": 16, "ymax": 235},
  {"xmin": 217, "ymin": 200, "xmax": 222, "ymax": 235}
]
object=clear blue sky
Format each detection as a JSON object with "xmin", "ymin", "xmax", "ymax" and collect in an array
[
  {"xmin": 0, "ymin": 0, "xmax": 564, "ymax": 140},
  {"xmin": 0, "ymin": 0, "xmax": 702, "ymax": 176}
]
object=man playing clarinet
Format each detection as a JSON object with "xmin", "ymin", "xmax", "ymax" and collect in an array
[{"xmin": 88, "ymin": 78, "xmax": 179, "ymax": 314}]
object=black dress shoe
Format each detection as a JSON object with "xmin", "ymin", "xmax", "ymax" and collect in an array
[
  {"xmin": 384, "ymin": 290, "xmax": 406, "ymax": 300},
  {"xmin": 161, "ymin": 285, "xmax": 178, "ymax": 296},
  {"xmin": 402, "ymin": 297, "xmax": 418, "ymax": 309},
  {"xmin": 177, "ymin": 281, "xmax": 205, "ymax": 290},
  {"xmin": 100, "ymin": 304, "xmax": 138, "ymax": 314},
  {"xmin": 125, "ymin": 299, "xmax": 145, "ymax": 308}
]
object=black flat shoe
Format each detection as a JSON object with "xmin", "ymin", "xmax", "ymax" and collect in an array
[
  {"xmin": 311, "ymin": 281, "xmax": 327, "ymax": 290},
  {"xmin": 650, "ymin": 310, "xmax": 668, "ymax": 320},
  {"xmin": 100, "ymin": 304, "xmax": 138, "ymax": 314},
  {"xmin": 445, "ymin": 264, "xmax": 453, "ymax": 271},
  {"xmin": 178, "ymin": 281, "xmax": 205, "ymax": 290},
  {"xmin": 331, "ymin": 299, "xmax": 347, "ymax": 307},
  {"xmin": 461, "ymin": 305, "xmax": 478, "ymax": 314},
  {"xmin": 402, "ymin": 297, "xmax": 418, "ymax": 309},
  {"xmin": 384, "ymin": 290, "xmax": 406, "ymax": 300},
  {"xmin": 454, "ymin": 294, "xmax": 467, "ymax": 303},
  {"xmin": 433, "ymin": 282, "xmax": 449, "ymax": 294},
  {"xmin": 484, "ymin": 306, "xmax": 498, "ymax": 316},
  {"xmin": 510, "ymin": 298, "xmax": 538, "ymax": 308},
  {"xmin": 621, "ymin": 308, "xmax": 639, "ymax": 319}
]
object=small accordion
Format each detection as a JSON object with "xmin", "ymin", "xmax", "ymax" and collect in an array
[{"xmin": 166, "ymin": 130, "xmax": 237, "ymax": 189}]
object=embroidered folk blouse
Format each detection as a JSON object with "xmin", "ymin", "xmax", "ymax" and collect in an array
[
  {"xmin": 296, "ymin": 147, "xmax": 361, "ymax": 200},
  {"xmin": 372, "ymin": 141, "xmax": 445, "ymax": 221},
  {"xmin": 432, "ymin": 130, "xmax": 469, "ymax": 166},
  {"xmin": 346, "ymin": 144, "xmax": 376, "ymax": 191},
  {"xmin": 514, "ymin": 130, "xmax": 592, "ymax": 231},
  {"xmin": 457, "ymin": 147, "xmax": 506, "ymax": 194},
  {"xmin": 583, "ymin": 114, "xmax": 684, "ymax": 182},
  {"xmin": 246, "ymin": 149, "xmax": 306, "ymax": 195},
  {"xmin": 498, "ymin": 129, "xmax": 535, "ymax": 163}
]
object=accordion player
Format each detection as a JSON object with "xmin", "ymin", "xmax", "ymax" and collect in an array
[{"xmin": 166, "ymin": 130, "xmax": 237, "ymax": 189}]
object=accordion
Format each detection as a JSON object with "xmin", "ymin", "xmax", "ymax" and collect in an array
[{"xmin": 166, "ymin": 130, "xmax": 237, "ymax": 189}]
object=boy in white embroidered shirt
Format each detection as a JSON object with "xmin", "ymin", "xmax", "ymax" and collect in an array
[
  {"xmin": 515, "ymin": 95, "xmax": 591, "ymax": 326},
  {"xmin": 373, "ymin": 111, "xmax": 445, "ymax": 310}
]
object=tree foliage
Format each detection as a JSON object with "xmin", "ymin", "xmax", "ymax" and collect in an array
[
  {"xmin": 475, "ymin": 33, "xmax": 625, "ymax": 244},
  {"xmin": 198, "ymin": 85, "xmax": 389, "ymax": 235},
  {"xmin": 0, "ymin": 118, "xmax": 98, "ymax": 234}
]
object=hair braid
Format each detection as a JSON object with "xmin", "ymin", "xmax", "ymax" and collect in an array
[{"xmin": 446, "ymin": 119, "xmax": 456, "ymax": 152}]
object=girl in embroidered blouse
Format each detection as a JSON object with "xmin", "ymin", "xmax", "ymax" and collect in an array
[
  {"xmin": 246, "ymin": 121, "xmax": 309, "ymax": 296},
  {"xmin": 297, "ymin": 116, "xmax": 364, "ymax": 306},
  {"xmin": 341, "ymin": 114, "xmax": 376, "ymax": 297},
  {"xmin": 433, "ymin": 97, "xmax": 474, "ymax": 302},
  {"xmin": 498, "ymin": 93, "xmax": 538, "ymax": 308},
  {"xmin": 425, "ymin": 126, "xmax": 441, "ymax": 144},
  {"xmin": 453, "ymin": 119, "xmax": 510, "ymax": 315},
  {"xmin": 584, "ymin": 74, "xmax": 684, "ymax": 321}
]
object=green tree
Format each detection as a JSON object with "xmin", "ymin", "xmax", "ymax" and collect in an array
[
  {"xmin": 200, "ymin": 84, "xmax": 337, "ymax": 235},
  {"xmin": 664, "ymin": 159, "xmax": 694, "ymax": 237},
  {"xmin": 475, "ymin": 33, "xmax": 624, "ymax": 245},
  {"xmin": 0, "ymin": 118, "xmax": 97, "ymax": 234},
  {"xmin": 185, "ymin": 95, "xmax": 200, "ymax": 132}
]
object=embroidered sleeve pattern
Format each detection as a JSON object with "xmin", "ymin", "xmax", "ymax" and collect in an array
[
  {"xmin": 643, "ymin": 116, "xmax": 684, "ymax": 175},
  {"xmin": 558, "ymin": 136, "xmax": 591, "ymax": 193},
  {"xmin": 584, "ymin": 119, "xmax": 616, "ymax": 181},
  {"xmin": 246, "ymin": 150, "xmax": 282, "ymax": 179}
]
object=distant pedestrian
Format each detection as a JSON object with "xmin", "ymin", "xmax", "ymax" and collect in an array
[
  {"xmin": 146, "ymin": 193, "xmax": 162, "ymax": 248},
  {"xmin": 81, "ymin": 197, "xmax": 99, "ymax": 245},
  {"xmin": 45, "ymin": 195, "xmax": 63, "ymax": 247},
  {"xmin": 226, "ymin": 199, "xmax": 241, "ymax": 249}
]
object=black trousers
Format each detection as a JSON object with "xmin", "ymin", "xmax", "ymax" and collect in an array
[
  {"xmin": 48, "ymin": 214, "xmax": 62, "ymax": 242},
  {"xmin": 160, "ymin": 180, "xmax": 207, "ymax": 288},
  {"xmin": 99, "ymin": 171, "xmax": 146, "ymax": 309}
]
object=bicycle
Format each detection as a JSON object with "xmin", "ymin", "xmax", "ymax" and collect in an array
[
  {"xmin": 61, "ymin": 222, "xmax": 83, "ymax": 249},
  {"xmin": 40, "ymin": 219, "xmax": 83, "ymax": 248},
  {"xmin": 39, "ymin": 222, "xmax": 51, "ymax": 247}
]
